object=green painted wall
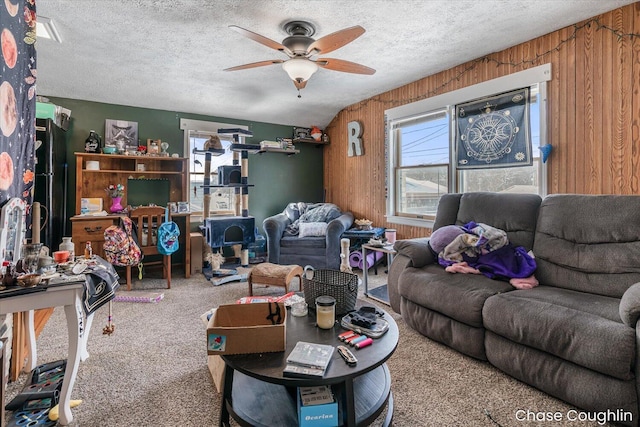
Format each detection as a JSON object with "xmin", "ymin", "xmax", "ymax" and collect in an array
[{"xmin": 47, "ymin": 97, "xmax": 325, "ymax": 231}]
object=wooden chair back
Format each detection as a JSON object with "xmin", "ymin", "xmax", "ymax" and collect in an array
[{"xmin": 124, "ymin": 206, "xmax": 171, "ymax": 290}]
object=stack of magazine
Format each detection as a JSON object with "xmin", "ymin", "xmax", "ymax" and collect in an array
[
  {"xmin": 283, "ymin": 341, "xmax": 335, "ymax": 378},
  {"xmin": 299, "ymin": 385, "xmax": 335, "ymax": 406}
]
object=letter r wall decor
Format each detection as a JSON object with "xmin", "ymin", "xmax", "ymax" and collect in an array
[{"xmin": 347, "ymin": 121, "xmax": 363, "ymax": 157}]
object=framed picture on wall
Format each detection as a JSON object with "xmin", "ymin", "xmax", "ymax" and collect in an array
[{"xmin": 105, "ymin": 119, "xmax": 139, "ymax": 151}]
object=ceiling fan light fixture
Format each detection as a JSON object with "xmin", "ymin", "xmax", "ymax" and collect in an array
[{"xmin": 282, "ymin": 58, "xmax": 318, "ymax": 83}]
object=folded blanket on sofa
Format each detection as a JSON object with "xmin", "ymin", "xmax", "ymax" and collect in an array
[
  {"xmin": 285, "ymin": 203, "xmax": 342, "ymax": 236},
  {"xmin": 435, "ymin": 221, "xmax": 537, "ymax": 281}
]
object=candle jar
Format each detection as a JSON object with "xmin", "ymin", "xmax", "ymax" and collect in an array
[
  {"xmin": 291, "ymin": 301, "xmax": 308, "ymax": 317},
  {"xmin": 385, "ymin": 229, "xmax": 397, "ymax": 244},
  {"xmin": 315, "ymin": 296, "xmax": 336, "ymax": 329}
]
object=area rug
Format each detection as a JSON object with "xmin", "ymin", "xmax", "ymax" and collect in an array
[
  {"xmin": 114, "ymin": 291, "xmax": 164, "ymax": 303},
  {"xmin": 5, "ymin": 271, "xmax": 610, "ymax": 427}
]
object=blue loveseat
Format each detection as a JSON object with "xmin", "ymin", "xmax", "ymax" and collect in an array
[{"xmin": 263, "ymin": 202, "xmax": 354, "ymax": 270}]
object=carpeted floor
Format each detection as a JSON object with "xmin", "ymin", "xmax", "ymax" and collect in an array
[{"xmin": 4, "ymin": 267, "xmax": 611, "ymax": 426}]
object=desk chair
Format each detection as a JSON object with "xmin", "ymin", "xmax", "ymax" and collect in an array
[{"xmin": 127, "ymin": 206, "xmax": 171, "ymax": 290}]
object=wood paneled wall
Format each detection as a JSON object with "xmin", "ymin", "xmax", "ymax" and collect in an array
[{"xmin": 324, "ymin": 3, "xmax": 640, "ymax": 240}]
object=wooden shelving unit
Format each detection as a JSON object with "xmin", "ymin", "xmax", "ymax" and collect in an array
[
  {"xmin": 74, "ymin": 152, "xmax": 188, "ymax": 214},
  {"xmin": 72, "ymin": 152, "xmax": 188, "ymax": 260}
]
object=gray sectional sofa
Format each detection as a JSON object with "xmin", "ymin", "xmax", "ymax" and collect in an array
[{"xmin": 388, "ymin": 192, "xmax": 640, "ymax": 426}]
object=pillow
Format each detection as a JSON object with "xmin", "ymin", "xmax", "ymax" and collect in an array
[
  {"xmin": 429, "ymin": 225, "xmax": 465, "ymax": 254},
  {"xmin": 298, "ymin": 222, "xmax": 328, "ymax": 238}
]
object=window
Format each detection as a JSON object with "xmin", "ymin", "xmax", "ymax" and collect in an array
[
  {"xmin": 180, "ymin": 119, "xmax": 248, "ymax": 223},
  {"xmin": 187, "ymin": 132, "xmax": 235, "ymax": 216},
  {"xmin": 385, "ymin": 64, "xmax": 551, "ymax": 227},
  {"xmin": 394, "ymin": 110, "xmax": 449, "ymax": 218}
]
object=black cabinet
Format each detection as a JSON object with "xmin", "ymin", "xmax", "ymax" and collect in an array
[{"xmin": 33, "ymin": 119, "xmax": 68, "ymax": 250}]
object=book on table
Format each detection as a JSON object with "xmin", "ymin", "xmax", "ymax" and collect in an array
[{"xmin": 283, "ymin": 341, "xmax": 334, "ymax": 378}]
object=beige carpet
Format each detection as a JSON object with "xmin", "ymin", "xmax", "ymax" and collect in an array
[{"xmin": 4, "ymin": 267, "xmax": 612, "ymax": 426}]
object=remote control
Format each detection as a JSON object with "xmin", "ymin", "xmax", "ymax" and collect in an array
[{"xmin": 337, "ymin": 345, "xmax": 358, "ymax": 366}]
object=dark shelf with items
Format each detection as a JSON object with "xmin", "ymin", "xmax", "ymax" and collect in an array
[
  {"xmin": 230, "ymin": 143, "xmax": 298, "ymax": 155},
  {"xmin": 292, "ymin": 137, "xmax": 327, "ymax": 145},
  {"xmin": 192, "ymin": 148, "xmax": 226, "ymax": 156},
  {"xmin": 200, "ymin": 184, "xmax": 255, "ymax": 188}
]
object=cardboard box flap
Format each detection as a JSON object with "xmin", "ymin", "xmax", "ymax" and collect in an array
[
  {"xmin": 213, "ymin": 302, "xmax": 285, "ymax": 327},
  {"xmin": 207, "ymin": 302, "xmax": 286, "ymax": 356}
]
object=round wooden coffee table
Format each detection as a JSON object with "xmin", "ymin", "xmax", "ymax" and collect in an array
[{"xmin": 219, "ymin": 303, "xmax": 399, "ymax": 427}]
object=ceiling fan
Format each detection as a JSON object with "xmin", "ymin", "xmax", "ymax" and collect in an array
[{"xmin": 224, "ymin": 20, "xmax": 376, "ymax": 97}]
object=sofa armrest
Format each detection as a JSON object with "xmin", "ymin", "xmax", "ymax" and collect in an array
[
  {"xmin": 326, "ymin": 212, "xmax": 354, "ymax": 237},
  {"xmin": 263, "ymin": 213, "xmax": 291, "ymax": 264},
  {"xmin": 325, "ymin": 212, "xmax": 355, "ymax": 269},
  {"xmin": 393, "ymin": 237, "xmax": 436, "ymax": 268},
  {"xmin": 620, "ymin": 282, "xmax": 640, "ymax": 327}
]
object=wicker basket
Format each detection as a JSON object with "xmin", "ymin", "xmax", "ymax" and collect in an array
[{"xmin": 302, "ymin": 267, "xmax": 359, "ymax": 315}]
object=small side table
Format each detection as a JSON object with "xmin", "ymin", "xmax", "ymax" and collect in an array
[
  {"xmin": 342, "ymin": 227, "xmax": 385, "ymax": 249},
  {"xmin": 361, "ymin": 243, "xmax": 396, "ymax": 305}
]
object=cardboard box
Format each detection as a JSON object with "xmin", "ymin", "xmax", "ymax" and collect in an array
[
  {"xmin": 297, "ymin": 388, "xmax": 338, "ymax": 427},
  {"xmin": 190, "ymin": 232, "xmax": 203, "ymax": 276},
  {"xmin": 207, "ymin": 355, "xmax": 225, "ymax": 393},
  {"xmin": 207, "ymin": 302, "xmax": 286, "ymax": 355}
]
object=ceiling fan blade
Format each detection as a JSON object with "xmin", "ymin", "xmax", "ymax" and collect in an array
[
  {"xmin": 306, "ymin": 25, "xmax": 365, "ymax": 55},
  {"xmin": 293, "ymin": 79, "xmax": 308, "ymax": 90},
  {"xmin": 229, "ymin": 25, "xmax": 293, "ymax": 56},
  {"xmin": 316, "ymin": 58, "xmax": 376, "ymax": 75},
  {"xmin": 224, "ymin": 59, "xmax": 284, "ymax": 71}
]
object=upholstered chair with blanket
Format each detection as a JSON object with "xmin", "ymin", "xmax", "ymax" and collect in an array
[{"xmin": 263, "ymin": 202, "xmax": 354, "ymax": 269}]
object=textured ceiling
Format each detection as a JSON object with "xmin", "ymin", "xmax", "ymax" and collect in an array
[{"xmin": 35, "ymin": 0, "xmax": 636, "ymax": 128}]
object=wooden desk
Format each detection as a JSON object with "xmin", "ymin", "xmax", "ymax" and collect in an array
[
  {"xmin": 71, "ymin": 212, "xmax": 191, "ymax": 278},
  {"xmin": 0, "ymin": 281, "xmax": 91, "ymax": 426}
]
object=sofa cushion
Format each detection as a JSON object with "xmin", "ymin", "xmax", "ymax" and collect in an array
[
  {"xmin": 533, "ymin": 194, "xmax": 640, "ymax": 298},
  {"xmin": 483, "ymin": 286, "xmax": 635, "ymax": 380},
  {"xmin": 439, "ymin": 192, "xmax": 542, "ymax": 250},
  {"xmin": 280, "ymin": 236, "xmax": 325, "ymax": 249},
  {"xmin": 401, "ymin": 297, "xmax": 488, "ymax": 360},
  {"xmin": 485, "ymin": 332, "xmax": 639, "ymax": 421},
  {"xmin": 398, "ymin": 264, "xmax": 514, "ymax": 328}
]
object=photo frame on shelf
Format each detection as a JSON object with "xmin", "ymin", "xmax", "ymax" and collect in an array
[
  {"xmin": 293, "ymin": 127, "xmax": 312, "ymax": 140},
  {"xmin": 105, "ymin": 119, "xmax": 139, "ymax": 151},
  {"xmin": 147, "ymin": 139, "xmax": 161, "ymax": 155}
]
